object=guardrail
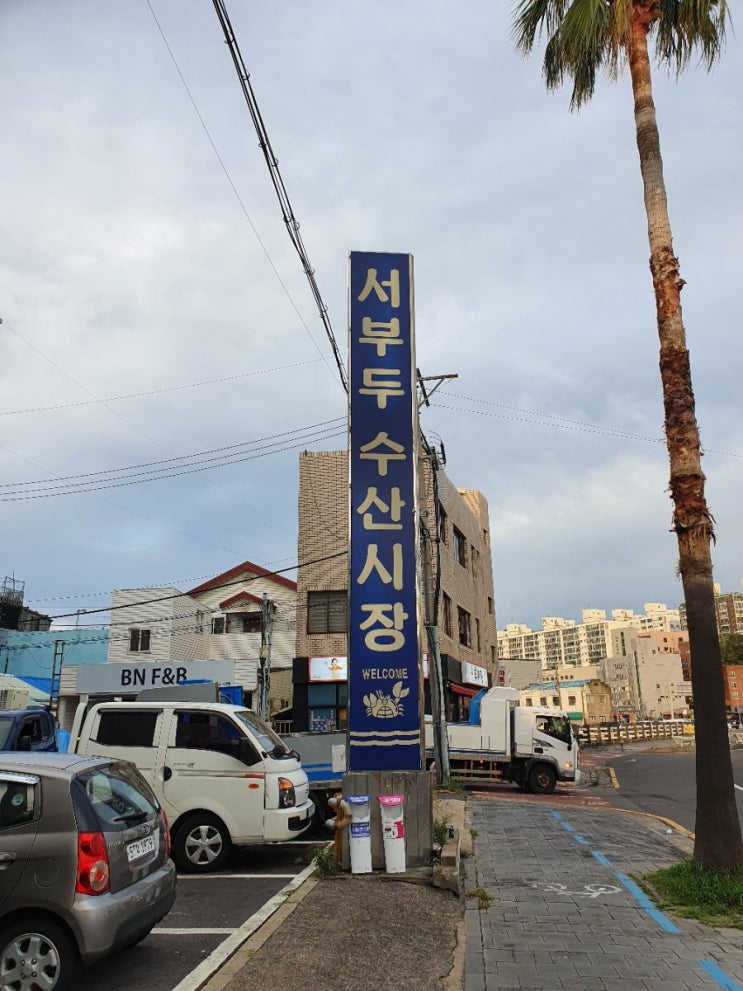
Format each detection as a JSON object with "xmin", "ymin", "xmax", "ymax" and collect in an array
[{"xmin": 576, "ymin": 720, "xmax": 694, "ymax": 747}]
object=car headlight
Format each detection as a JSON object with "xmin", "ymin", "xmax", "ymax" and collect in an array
[{"xmin": 278, "ymin": 777, "xmax": 296, "ymax": 809}]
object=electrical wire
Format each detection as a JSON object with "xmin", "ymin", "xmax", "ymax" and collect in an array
[
  {"xmin": 209, "ymin": 0, "xmax": 348, "ymax": 393},
  {"xmin": 146, "ymin": 0, "xmax": 342, "ymax": 389},
  {"xmin": 0, "ymin": 358, "xmax": 323, "ymax": 417},
  {"xmin": 48, "ymin": 549, "xmax": 347, "ymax": 621},
  {"xmin": 1, "ymin": 420, "xmax": 346, "ymax": 501}
]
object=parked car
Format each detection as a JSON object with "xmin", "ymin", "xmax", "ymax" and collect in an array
[{"xmin": 0, "ymin": 752, "xmax": 176, "ymax": 991}]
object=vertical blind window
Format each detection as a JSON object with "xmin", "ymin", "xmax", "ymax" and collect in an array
[{"xmin": 307, "ymin": 591, "xmax": 348, "ymax": 634}]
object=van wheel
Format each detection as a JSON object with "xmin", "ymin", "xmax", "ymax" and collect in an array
[
  {"xmin": 0, "ymin": 916, "xmax": 79, "ymax": 991},
  {"xmin": 173, "ymin": 813, "xmax": 231, "ymax": 873},
  {"xmin": 527, "ymin": 764, "xmax": 557, "ymax": 795}
]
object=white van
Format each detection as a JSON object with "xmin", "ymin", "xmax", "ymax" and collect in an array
[{"xmin": 69, "ymin": 701, "xmax": 314, "ymax": 873}]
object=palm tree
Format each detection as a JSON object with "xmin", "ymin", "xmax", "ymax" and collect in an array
[{"xmin": 512, "ymin": 0, "xmax": 741, "ymax": 871}]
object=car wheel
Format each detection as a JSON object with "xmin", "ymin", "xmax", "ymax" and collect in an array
[
  {"xmin": 527, "ymin": 763, "xmax": 557, "ymax": 795},
  {"xmin": 172, "ymin": 813, "xmax": 231, "ymax": 873},
  {"xmin": 0, "ymin": 917, "xmax": 79, "ymax": 991}
]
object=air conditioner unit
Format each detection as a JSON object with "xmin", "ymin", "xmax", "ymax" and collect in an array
[{"xmin": 0, "ymin": 688, "xmax": 30, "ymax": 710}]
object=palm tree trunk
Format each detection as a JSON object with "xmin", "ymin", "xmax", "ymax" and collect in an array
[{"xmin": 628, "ymin": 7, "xmax": 742, "ymax": 870}]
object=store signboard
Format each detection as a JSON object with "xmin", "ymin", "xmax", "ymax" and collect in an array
[
  {"xmin": 348, "ymin": 251, "xmax": 421, "ymax": 772},
  {"xmin": 76, "ymin": 659, "xmax": 235, "ymax": 694},
  {"xmin": 309, "ymin": 656, "xmax": 348, "ymax": 682},
  {"xmin": 462, "ymin": 662, "xmax": 488, "ymax": 688}
]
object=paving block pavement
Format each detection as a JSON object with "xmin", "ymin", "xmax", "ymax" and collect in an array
[{"xmin": 464, "ymin": 798, "xmax": 743, "ymax": 991}]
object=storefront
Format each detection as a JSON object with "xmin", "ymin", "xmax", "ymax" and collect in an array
[{"xmin": 292, "ymin": 653, "xmax": 491, "ymax": 733}]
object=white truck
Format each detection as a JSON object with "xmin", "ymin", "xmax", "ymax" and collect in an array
[
  {"xmin": 68, "ymin": 699, "xmax": 315, "ymax": 872},
  {"xmin": 426, "ymin": 686, "xmax": 579, "ymax": 794}
]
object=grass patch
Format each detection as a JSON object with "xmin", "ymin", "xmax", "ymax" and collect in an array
[
  {"xmin": 439, "ymin": 779, "xmax": 466, "ymax": 795},
  {"xmin": 467, "ymin": 887, "xmax": 493, "ymax": 910},
  {"xmin": 433, "ymin": 815, "xmax": 450, "ymax": 846},
  {"xmin": 644, "ymin": 861, "xmax": 743, "ymax": 930},
  {"xmin": 314, "ymin": 846, "xmax": 340, "ymax": 878}
]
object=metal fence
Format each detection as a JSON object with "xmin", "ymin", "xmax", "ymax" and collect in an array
[{"xmin": 576, "ymin": 720, "xmax": 694, "ymax": 747}]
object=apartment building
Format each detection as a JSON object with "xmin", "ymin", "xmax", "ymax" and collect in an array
[
  {"xmin": 497, "ymin": 603, "xmax": 682, "ymax": 670},
  {"xmin": 293, "ymin": 450, "xmax": 497, "ymax": 731},
  {"xmin": 680, "ymin": 581, "xmax": 743, "ymax": 636}
]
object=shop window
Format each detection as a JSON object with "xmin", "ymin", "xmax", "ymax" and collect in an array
[
  {"xmin": 453, "ymin": 527, "xmax": 467, "ymax": 568},
  {"xmin": 458, "ymin": 607, "xmax": 472, "ymax": 648},
  {"xmin": 443, "ymin": 594, "xmax": 453, "ymax": 638},
  {"xmin": 308, "ymin": 591, "xmax": 348, "ymax": 634},
  {"xmin": 129, "ymin": 628, "xmax": 151, "ymax": 653}
]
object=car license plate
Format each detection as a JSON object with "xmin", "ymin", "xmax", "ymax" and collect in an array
[{"xmin": 126, "ymin": 834, "xmax": 158, "ymax": 863}]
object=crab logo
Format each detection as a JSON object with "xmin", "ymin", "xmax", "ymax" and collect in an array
[{"xmin": 363, "ymin": 681, "xmax": 410, "ymax": 719}]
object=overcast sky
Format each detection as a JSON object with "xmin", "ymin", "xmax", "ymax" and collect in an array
[{"xmin": 1, "ymin": 0, "xmax": 741, "ymax": 634}]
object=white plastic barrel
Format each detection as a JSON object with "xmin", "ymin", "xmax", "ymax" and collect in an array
[
  {"xmin": 378, "ymin": 794, "xmax": 406, "ymax": 873},
  {"xmin": 347, "ymin": 795, "xmax": 373, "ymax": 874}
]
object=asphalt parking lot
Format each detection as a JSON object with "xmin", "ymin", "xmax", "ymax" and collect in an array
[{"xmin": 77, "ymin": 840, "xmax": 325, "ymax": 991}]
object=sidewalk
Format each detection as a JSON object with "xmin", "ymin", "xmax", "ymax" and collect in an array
[
  {"xmin": 202, "ymin": 794, "xmax": 743, "ymax": 991},
  {"xmin": 464, "ymin": 799, "xmax": 743, "ymax": 990}
]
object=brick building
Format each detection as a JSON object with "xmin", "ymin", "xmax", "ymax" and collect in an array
[{"xmin": 292, "ymin": 450, "xmax": 497, "ymax": 731}]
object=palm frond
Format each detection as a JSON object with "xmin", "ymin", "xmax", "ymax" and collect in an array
[{"xmin": 654, "ymin": 0, "xmax": 730, "ymax": 74}]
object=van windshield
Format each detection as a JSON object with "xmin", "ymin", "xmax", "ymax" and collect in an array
[{"xmin": 233, "ymin": 709, "xmax": 286, "ymax": 752}]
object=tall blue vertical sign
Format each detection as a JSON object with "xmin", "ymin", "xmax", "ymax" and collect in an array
[{"xmin": 348, "ymin": 251, "xmax": 421, "ymax": 772}]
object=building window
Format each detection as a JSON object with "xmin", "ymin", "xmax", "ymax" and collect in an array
[
  {"xmin": 568, "ymin": 695, "xmax": 577, "ymax": 706},
  {"xmin": 487, "ymin": 597, "xmax": 494, "ymax": 615},
  {"xmin": 307, "ymin": 591, "xmax": 348, "ymax": 634},
  {"xmin": 458, "ymin": 607, "xmax": 472, "ymax": 648},
  {"xmin": 195, "ymin": 610, "xmax": 205, "ymax": 633},
  {"xmin": 540, "ymin": 697, "xmax": 547, "ymax": 706},
  {"xmin": 453, "ymin": 527, "xmax": 467, "ymax": 568},
  {"xmin": 211, "ymin": 616, "xmax": 226, "ymax": 634},
  {"xmin": 228, "ymin": 612, "xmax": 262, "ymax": 634},
  {"xmin": 476, "ymin": 618, "xmax": 481, "ymax": 652},
  {"xmin": 553, "ymin": 697, "xmax": 559, "ymax": 706},
  {"xmin": 438, "ymin": 504, "xmax": 448, "ymax": 545},
  {"xmin": 129, "ymin": 628, "xmax": 151, "ymax": 653},
  {"xmin": 483, "ymin": 528, "xmax": 490, "ymax": 546},
  {"xmin": 471, "ymin": 546, "xmax": 479, "ymax": 578},
  {"xmin": 443, "ymin": 594, "xmax": 453, "ymax": 638}
]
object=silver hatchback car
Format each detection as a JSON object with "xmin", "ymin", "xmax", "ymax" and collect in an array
[{"xmin": 0, "ymin": 752, "xmax": 176, "ymax": 991}]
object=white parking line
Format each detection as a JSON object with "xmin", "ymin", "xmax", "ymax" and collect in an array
[
  {"xmin": 169, "ymin": 860, "xmax": 317, "ymax": 991},
  {"xmin": 155, "ymin": 928, "xmax": 236, "ymax": 935},
  {"xmin": 177, "ymin": 873, "xmax": 298, "ymax": 880}
]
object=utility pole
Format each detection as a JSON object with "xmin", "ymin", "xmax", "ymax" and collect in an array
[
  {"xmin": 258, "ymin": 593, "xmax": 273, "ymax": 722},
  {"xmin": 417, "ymin": 370, "xmax": 456, "ymax": 783}
]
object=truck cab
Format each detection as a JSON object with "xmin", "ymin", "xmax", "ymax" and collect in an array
[{"xmin": 0, "ymin": 709, "xmax": 57, "ymax": 753}]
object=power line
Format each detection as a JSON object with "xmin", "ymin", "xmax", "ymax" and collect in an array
[
  {"xmin": 0, "ymin": 358, "xmax": 323, "ymax": 417},
  {"xmin": 146, "ymin": 0, "xmax": 342, "ymax": 389},
  {"xmin": 209, "ymin": 0, "xmax": 349, "ymax": 393},
  {"xmin": 48, "ymin": 549, "xmax": 347, "ymax": 621},
  {"xmin": 1, "ymin": 419, "xmax": 346, "ymax": 501}
]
